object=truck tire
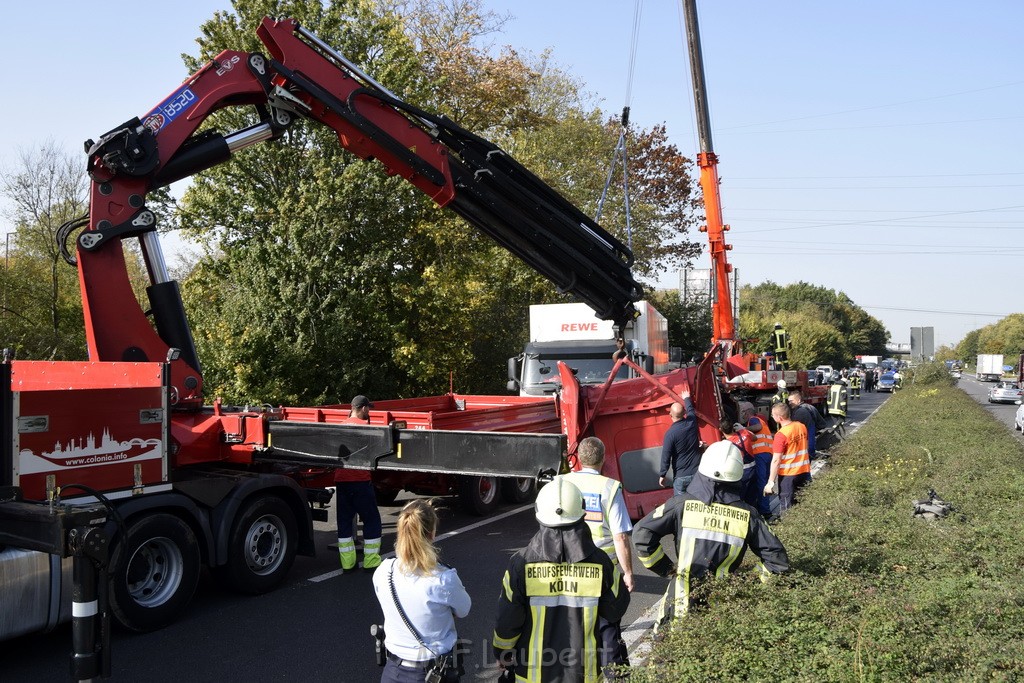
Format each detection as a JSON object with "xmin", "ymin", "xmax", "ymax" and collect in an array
[
  {"xmin": 109, "ymin": 513, "xmax": 201, "ymax": 632},
  {"xmin": 501, "ymin": 477, "xmax": 538, "ymax": 504},
  {"xmin": 458, "ymin": 476, "xmax": 501, "ymax": 516},
  {"xmin": 216, "ymin": 496, "xmax": 298, "ymax": 595}
]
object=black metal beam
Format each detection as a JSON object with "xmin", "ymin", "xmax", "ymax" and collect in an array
[{"xmin": 264, "ymin": 422, "xmax": 565, "ymax": 480}]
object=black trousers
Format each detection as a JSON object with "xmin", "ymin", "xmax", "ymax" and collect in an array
[{"xmin": 598, "ymin": 616, "xmax": 629, "ymax": 675}]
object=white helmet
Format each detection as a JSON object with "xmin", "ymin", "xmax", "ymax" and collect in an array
[
  {"xmin": 535, "ymin": 478, "xmax": 585, "ymax": 527},
  {"xmin": 777, "ymin": 379, "xmax": 787, "ymax": 389},
  {"xmin": 698, "ymin": 441, "xmax": 744, "ymax": 483}
]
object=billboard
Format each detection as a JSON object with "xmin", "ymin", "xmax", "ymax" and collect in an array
[{"xmin": 910, "ymin": 327, "xmax": 934, "ymax": 362}]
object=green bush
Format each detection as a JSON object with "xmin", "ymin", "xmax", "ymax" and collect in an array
[
  {"xmin": 906, "ymin": 360, "xmax": 958, "ymax": 388},
  {"xmin": 631, "ymin": 385, "xmax": 1024, "ymax": 681}
]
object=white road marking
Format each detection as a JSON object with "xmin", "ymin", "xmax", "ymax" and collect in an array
[
  {"xmin": 307, "ymin": 504, "xmax": 534, "ymax": 583},
  {"xmin": 621, "ymin": 597, "xmax": 665, "ymax": 666}
]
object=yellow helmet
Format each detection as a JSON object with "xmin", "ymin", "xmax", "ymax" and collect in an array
[{"xmin": 535, "ymin": 478, "xmax": 585, "ymax": 527}]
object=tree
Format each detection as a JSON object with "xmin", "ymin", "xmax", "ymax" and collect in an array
[
  {"xmin": 647, "ymin": 289, "xmax": 712, "ymax": 363},
  {"xmin": 964, "ymin": 314, "xmax": 1024, "ymax": 359},
  {"xmin": 0, "ymin": 143, "xmax": 88, "ymax": 360},
  {"xmin": 955, "ymin": 328, "xmax": 980, "ymax": 362},
  {"xmin": 172, "ymin": 0, "xmax": 703, "ymax": 404},
  {"xmin": 737, "ymin": 280, "xmax": 888, "ymax": 368}
]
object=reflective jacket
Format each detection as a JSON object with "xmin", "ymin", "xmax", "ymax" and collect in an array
[
  {"xmin": 746, "ymin": 416, "xmax": 774, "ymax": 457},
  {"xmin": 561, "ymin": 471, "xmax": 624, "ymax": 564},
  {"xmin": 632, "ymin": 474, "xmax": 789, "ymax": 630},
  {"xmin": 726, "ymin": 426, "xmax": 757, "ymax": 468},
  {"xmin": 492, "ymin": 521, "xmax": 629, "ymax": 683},
  {"xmin": 775, "ymin": 421, "xmax": 810, "ymax": 477},
  {"xmin": 772, "ymin": 328, "xmax": 790, "ymax": 354},
  {"xmin": 849, "ymin": 374, "xmax": 862, "ymax": 389},
  {"xmin": 827, "ymin": 383, "xmax": 848, "ymax": 417}
]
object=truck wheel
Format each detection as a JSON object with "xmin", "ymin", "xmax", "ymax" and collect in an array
[
  {"xmin": 459, "ymin": 476, "xmax": 501, "ymax": 516},
  {"xmin": 109, "ymin": 513, "xmax": 201, "ymax": 632},
  {"xmin": 501, "ymin": 477, "xmax": 538, "ymax": 504},
  {"xmin": 216, "ymin": 496, "xmax": 297, "ymax": 595}
]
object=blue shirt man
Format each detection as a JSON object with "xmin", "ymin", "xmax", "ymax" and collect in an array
[{"xmin": 659, "ymin": 391, "xmax": 700, "ymax": 496}]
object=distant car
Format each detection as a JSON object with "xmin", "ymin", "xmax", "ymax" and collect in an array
[
  {"xmin": 988, "ymin": 382, "xmax": 1023, "ymax": 404},
  {"xmin": 877, "ymin": 371, "xmax": 897, "ymax": 392},
  {"xmin": 1016, "ymin": 402, "xmax": 1024, "ymax": 432}
]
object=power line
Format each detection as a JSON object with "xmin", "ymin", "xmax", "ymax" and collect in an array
[
  {"xmin": 716, "ymin": 80, "xmax": 1024, "ymax": 131},
  {"xmin": 720, "ymin": 115, "xmax": 1024, "ymax": 135},
  {"xmin": 729, "ymin": 172, "xmax": 1024, "ymax": 181},
  {"xmin": 736, "ymin": 204, "xmax": 1024, "ymax": 234},
  {"xmin": 728, "ymin": 184, "xmax": 1024, "ymax": 190},
  {"xmin": 741, "ymin": 293, "xmax": 1017, "ymax": 319}
]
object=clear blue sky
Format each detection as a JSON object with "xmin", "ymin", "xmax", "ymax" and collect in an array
[{"xmin": 3, "ymin": 1, "xmax": 1022, "ymax": 350}]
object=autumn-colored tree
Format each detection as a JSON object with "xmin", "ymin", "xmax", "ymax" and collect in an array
[{"xmin": 169, "ymin": 0, "xmax": 702, "ymax": 404}]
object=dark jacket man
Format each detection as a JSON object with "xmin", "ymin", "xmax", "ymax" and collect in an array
[{"xmin": 659, "ymin": 392, "xmax": 700, "ymax": 496}]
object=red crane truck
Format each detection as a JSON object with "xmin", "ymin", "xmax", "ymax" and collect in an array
[
  {"xmin": 0, "ymin": 16, "xmax": 722, "ymax": 676},
  {"xmin": 681, "ymin": 0, "xmax": 827, "ymax": 417}
]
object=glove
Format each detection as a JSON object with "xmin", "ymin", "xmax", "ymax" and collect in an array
[{"xmin": 763, "ymin": 480, "xmax": 777, "ymax": 496}]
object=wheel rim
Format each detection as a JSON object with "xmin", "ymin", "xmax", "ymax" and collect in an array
[
  {"xmin": 125, "ymin": 536, "xmax": 184, "ymax": 608},
  {"xmin": 514, "ymin": 478, "xmax": 532, "ymax": 494},
  {"xmin": 478, "ymin": 477, "xmax": 498, "ymax": 505},
  {"xmin": 243, "ymin": 514, "xmax": 286, "ymax": 576}
]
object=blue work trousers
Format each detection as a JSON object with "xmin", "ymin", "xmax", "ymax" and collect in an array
[
  {"xmin": 336, "ymin": 481, "xmax": 382, "ymax": 539},
  {"xmin": 754, "ymin": 452, "xmax": 773, "ymax": 516}
]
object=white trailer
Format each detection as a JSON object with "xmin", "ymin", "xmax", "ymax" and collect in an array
[{"xmin": 976, "ymin": 354, "xmax": 1004, "ymax": 382}]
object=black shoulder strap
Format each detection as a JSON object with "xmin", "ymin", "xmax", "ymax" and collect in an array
[{"xmin": 388, "ymin": 562, "xmax": 439, "ymax": 659}]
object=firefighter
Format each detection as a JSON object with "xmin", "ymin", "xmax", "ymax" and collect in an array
[
  {"xmin": 849, "ymin": 371, "xmax": 862, "ymax": 399},
  {"xmin": 827, "ymin": 379, "xmax": 848, "ymax": 437},
  {"xmin": 633, "ymin": 441, "xmax": 789, "ymax": 631},
  {"xmin": 493, "ymin": 478, "xmax": 629, "ymax": 682},
  {"xmin": 772, "ymin": 323, "xmax": 791, "ymax": 370},
  {"xmin": 771, "ymin": 380, "xmax": 789, "ymax": 407}
]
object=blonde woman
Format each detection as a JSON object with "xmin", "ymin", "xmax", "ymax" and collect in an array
[{"xmin": 372, "ymin": 500, "xmax": 471, "ymax": 682}]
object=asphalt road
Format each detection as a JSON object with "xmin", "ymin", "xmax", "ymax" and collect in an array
[
  {"xmin": 958, "ymin": 374, "xmax": 1023, "ymax": 435},
  {"xmin": 0, "ymin": 385, "xmax": 892, "ymax": 682}
]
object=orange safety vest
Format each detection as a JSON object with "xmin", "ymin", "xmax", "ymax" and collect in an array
[
  {"xmin": 747, "ymin": 416, "xmax": 774, "ymax": 456},
  {"xmin": 776, "ymin": 421, "xmax": 810, "ymax": 477}
]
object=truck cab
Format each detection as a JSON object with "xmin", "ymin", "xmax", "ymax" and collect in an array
[
  {"xmin": 512, "ymin": 339, "xmax": 638, "ymax": 396},
  {"xmin": 507, "ymin": 302, "xmax": 670, "ymax": 396}
]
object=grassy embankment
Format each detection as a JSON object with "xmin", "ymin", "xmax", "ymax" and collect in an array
[{"xmin": 633, "ymin": 378, "xmax": 1024, "ymax": 681}]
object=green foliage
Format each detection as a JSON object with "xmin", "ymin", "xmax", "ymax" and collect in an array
[
  {"xmin": 738, "ymin": 280, "xmax": 888, "ymax": 368},
  {"xmin": 906, "ymin": 360, "xmax": 957, "ymax": 387},
  {"xmin": 956, "ymin": 314, "xmax": 1024, "ymax": 361},
  {"xmin": 0, "ymin": 143, "xmax": 87, "ymax": 360},
  {"xmin": 174, "ymin": 0, "xmax": 702, "ymax": 404},
  {"xmin": 955, "ymin": 328, "xmax": 981, "ymax": 361},
  {"xmin": 647, "ymin": 288, "xmax": 712, "ymax": 362},
  {"xmin": 631, "ymin": 385, "xmax": 1024, "ymax": 681}
]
